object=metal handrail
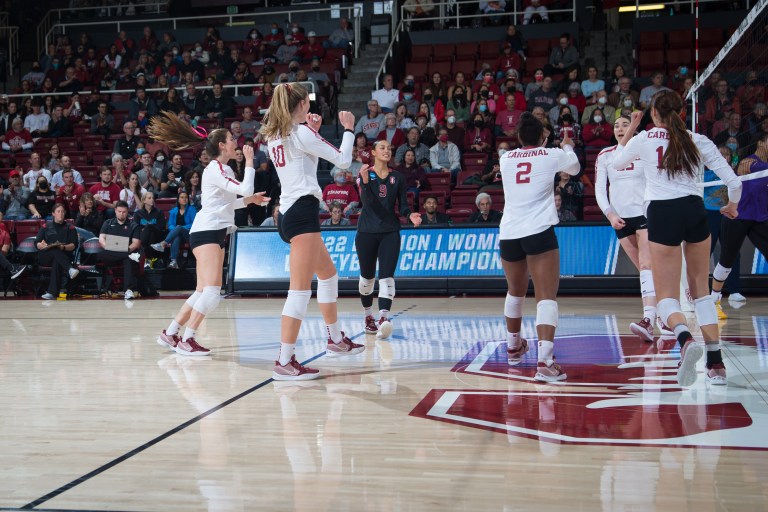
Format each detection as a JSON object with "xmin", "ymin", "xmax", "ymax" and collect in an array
[
  {"xmin": 0, "ymin": 26, "xmax": 19, "ymax": 78},
  {"xmin": 0, "ymin": 11, "xmax": 9, "ymax": 27},
  {"xmin": 631, "ymin": 0, "xmax": 746, "ymax": 17},
  {"xmin": 401, "ymin": 0, "xmax": 577, "ymax": 28},
  {"xmin": 375, "ymin": 18, "xmax": 406, "ymax": 90},
  {"xmin": 40, "ymin": 4, "xmax": 364, "ymax": 64}
]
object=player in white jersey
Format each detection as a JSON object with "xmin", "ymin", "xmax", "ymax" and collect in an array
[
  {"xmin": 148, "ymin": 112, "xmax": 270, "ymax": 356},
  {"xmin": 612, "ymin": 91, "xmax": 741, "ymax": 387},
  {"xmin": 499, "ymin": 112, "xmax": 580, "ymax": 382},
  {"xmin": 595, "ymin": 115, "xmax": 658, "ymax": 341},
  {"xmin": 260, "ymin": 83, "xmax": 364, "ymax": 381}
]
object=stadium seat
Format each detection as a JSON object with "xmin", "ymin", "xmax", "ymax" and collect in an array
[
  {"xmin": 432, "ymin": 44, "xmax": 455, "ymax": 62},
  {"xmin": 428, "ymin": 61, "xmax": 452, "ymax": 78},
  {"xmin": 667, "ymin": 48, "xmax": 693, "ymax": 72},
  {"xmin": 668, "ymin": 30, "xmax": 693, "ymax": 49},
  {"xmin": 426, "ymin": 172, "xmax": 452, "ymax": 196},
  {"xmin": 478, "ymin": 41, "xmax": 501, "ymax": 61},
  {"xmin": 447, "ymin": 208, "xmax": 473, "ymax": 223},
  {"xmin": 462, "ymin": 152, "xmax": 488, "ymax": 167},
  {"xmin": 527, "ymin": 39, "xmax": 550, "ymax": 57},
  {"xmin": 451, "ymin": 188, "xmax": 478, "ymax": 208},
  {"xmin": 13, "ymin": 220, "xmax": 44, "ymax": 246},
  {"xmin": 638, "ymin": 31, "xmax": 664, "ymax": 51},
  {"xmin": 411, "ymin": 45, "xmax": 432, "ymax": 62},
  {"xmin": 637, "ymin": 50, "xmax": 665, "ymax": 76},
  {"xmin": 453, "ymin": 58, "xmax": 477, "ymax": 77},
  {"xmin": 455, "ymin": 42, "xmax": 477, "ymax": 60}
]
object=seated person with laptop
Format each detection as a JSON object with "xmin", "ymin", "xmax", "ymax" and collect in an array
[
  {"xmin": 99, "ymin": 200, "xmax": 141, "ymax": 300},
  {"xmin": 35, "ymin": 202, "xmax": 79, "ymax": 300}
]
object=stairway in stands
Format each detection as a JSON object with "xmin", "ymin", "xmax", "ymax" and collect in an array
[
  {"xmin": 336, "ymin": 43, "xmax": 390, "ymax": 117},
  {"xmin": 580, "ymin": 29, "xmax": 633, "ymax": 78}
]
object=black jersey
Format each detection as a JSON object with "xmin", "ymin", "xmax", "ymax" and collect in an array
[{"xmin": 356, "ymin": 169, "xmax": 412, "ymax": 234}]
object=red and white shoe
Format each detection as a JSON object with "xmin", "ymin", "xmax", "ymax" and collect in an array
[
  {"xmin": 326, "ymin": 333, "xmax": 366, "ymax": 357},
  {"xmin": 273, "ymin": 356, "xmax": 321, "ymax": 381},
  {"xmin": 157, "ymin": 330, "xmax": 181, "ymax": 350},
  {"xmin": 706, "ymin": 363, "xmax": 727, "ymax": 386},
  {"xmin": 377, "ymin": 317, "xmax": 393, "ymax": 339},
  {"xmin": 630, "ymin": 317, "xmax": 654, "ymax": 342},
  {"xmin": 507, "ymin": 338, "xmax": 529, "ymax": 366},
  {"xmin": 534, "ymin": 360, "xmax": 567, "ymax": 382},
  {"xmin": 364, "ymin": 315, "xmax": 378, "ymax": 334},
  {"xmin": 676, "ymin": 338, "xmax": 704, "ymax": 387},
  {"xmin": 175, "ymin": 337, "xmax": 211, "ymax": 356},
  {"xmin": 657, "ymin": 320, "xmax": 673, "ymax": 336}
]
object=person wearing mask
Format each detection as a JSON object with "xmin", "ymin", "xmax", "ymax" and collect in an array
[
  {"xmin": 464, "ymin": 113, "xmax": 494, "ymax": 154},
  {"xmin": 582, "ymin": 108, "xmax": 613, "ymax": 150},
  {"xmin": 27, "ymin": 176, "xmax": 57, "ymax": 220}
]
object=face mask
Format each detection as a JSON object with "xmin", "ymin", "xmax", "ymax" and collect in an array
[
  {"xmin": 423, "ymin": 94, "xmax": 432, "ymax": 102},
  {"xmin": 680, "ymin": 67, "xmax": 688, "ymax": 75},
  {"xmin": 562, "ymin": 114, "xmax": 573, "ymax": 123},
  {"xmin": 137, "ymin": 148, "xmax": 145, "ymax": 155},
  {"xmin": 478, "ymin": 105, "xmax": 487, "ymax": 113},
  {"xmin": 335, "ymin": 175, "xmax": 346, "ymax": 184},
  {"xmin": 593, "ymin": 115, "xmax": 603, "ymax": 123},
  {"xmin": 483, "ymin": 76, "xmax": 492, "ymax": 83},
  {"xmin": 292, "ymin": 28, "xmax": 299, "ymax": 33},
  {"xmin": 498, "ymin": 149, "xmax": 507, "ymax": 157},
  {"xmin": 726, "ymin": 142, "xmax": 738, "ymax": 152},
  {"xmin": 52, "ymin": 63, "xmax": 60, "ymax": 70},
  {"xmin": 403, "ymin": 94, "xmax": 413, "ymax": 101},
  {"xmin": 535, "ymin": 75, "xmax": 543, "ymax": 82},
  {"xmin": 623, "ymin": 99, "xmax": 633, "ymax": 107},
  {"xmin": 474, "ymin": 119, "xmax": 484, "ymax": 126},
  {"xmin": 447, "ymin": 116, "xmax": 456, "ymax": 124},
  {"xmin": 271, "ymin": 28, "xmax": 278, "ymax": 35},
  {"xmin": 311, "ymin": 65, "xmax": 320, "ymax": 71},
  {"xmin": 172, "ymin": 48, "xmax": 178, "ymax": 55},
  {"xmin": 156, "ymin": 155, "xmax": 165, "ymax": 162},
  {"xmin": 39, "ymin": 183, "xmax": 48, "ymax": 190},
  {"xmin": 559, "ymin": 97, "xmax": 568, "ymax": 105},
  {"xmin": 251, "ymin": 33, "xmax": 257, "ymax": 40},
  {"xmin": 406, "ymin": 80, "xmax": 414, "ymax": 86},
  {"xmin": 195, "ymin": 46, "xmax": 202, "ymax": 52},
  {"xmin": 439, "ymin": 135, "xmax": 448, "ymax": 143},
  {"xmin": 480, "ymin": 90, "xmax": 489, "ymax": 99},
  {"xmin": 598, "ymin": 96, "xmax": 607, "ymax": 105}
]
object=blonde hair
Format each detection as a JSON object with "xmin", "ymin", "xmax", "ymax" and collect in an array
[{"xmin": 259, "ymin": 82, "xmax": 309, "ymax": 140}]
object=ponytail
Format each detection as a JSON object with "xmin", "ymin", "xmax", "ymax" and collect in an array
[
  {"xmin": 651, "ymin": 90, "xmax": 700, "ymax": 178},
  {"xmin": 148, "ymin": 111, "xmax": 229, "ymax": 158},
  {"xmin": 259, "ymin": 82, "xmax": 309, "ymax": 140}
]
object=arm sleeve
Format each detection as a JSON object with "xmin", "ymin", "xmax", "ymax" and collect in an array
[
  {"xmin": 296, "ymin": 126, "xmax": 354, "ymax": 169},
  {"xmin": 556, "ymin": 145, "xmax": 581, "ymax": 176},
  {"xmin": 594, "ymin": 152, "xmax": 614, "ymax": 216},
  {"xmin": 612, "ymin": 131, "xmax": 644, "ymax": 170},
  {"xmin": 696, "ymin": 134, "xmax": 742, "ymax": 203},
  {"xmin": 168, "ymin": 208, "xmax": 177, "ymax": 230},
  {"xmin": 208, "ymin": 164, "xmax": 255, "ymax": 197}
]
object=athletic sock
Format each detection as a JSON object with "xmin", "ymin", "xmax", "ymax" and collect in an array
[
  {"xmin": 327, "ymin": 322, "xmax": 342, "ymax": 344},
  {"xmin": 379, "ymin": 309, "xmax": 389, "ymax": 320},
  {"xmin": 364, "ymin": 306, "xmax": 372, "ymax": 317},
  {"xmin": 706, "ymin": 345, "xmax": 723, "ymax": 367},
  {"xmin": 643, "ymin": 306, "xmax": 657, "ymax": 324},
  {"xmin": 507, "ymin": 332, "xmax": 521, "ymax": 349},
  {"xmin": 166, "ymin": 320, "xmax": 182, "ymax": 336},
  {"xmin": 183, "ymin": 327, "xmax": 196, "ymax": 342},
  {"xmin": 279, "ymin": 342, "xmax": 295, "ymax": 366},
  {"xmin": 537, "ymin": 340, "xmax": 554, "ymax": 363}
]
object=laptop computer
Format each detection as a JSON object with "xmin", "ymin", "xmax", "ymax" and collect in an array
[{"xmin": 103, "ymin": 234, "xmax": 130, "ymax": 252}]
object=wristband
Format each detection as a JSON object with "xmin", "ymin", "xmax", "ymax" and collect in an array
[{"xmin": 343, "ymin": 129, "xmax": 354, "ymax": 134}]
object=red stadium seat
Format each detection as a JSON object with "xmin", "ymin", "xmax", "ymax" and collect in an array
[
  {"xmin": 478, "ymin": 40, "xmax": 501, "ymax": 60},
  {"xmin": 410, "ymin": 45, "xmax": 432, "ymax": 62},
  {"xmin": 426, "ymin": 172, "xmax": 452, "ymax": 195},
  {"xmin": 455, "ymin": 42, "xmax": 477, "ymax": 60},
  {"xmin": 638, "ymin": 31, "xmax": 664, "ymax": 51},
  {"xmin": 451, "ymin": 188, "xmax": 478, "ymax": 208},
  {"xmin": 452, "ymin": 58, "xmax": 477, "ymax": 77},
  {"xmin": 432, "ymin": 44, "xmax": 455, "ymax": 62},
  {"xmin": 637, "ymin": 50, "xmax": 665, "ymax": 76},
  {"xmin": 668, "ymin": 30, "xmax": 693, "ymax": 50},
  {"xmin": 462, "ymin": 152, "xmax": 488, "ymax": 167},
  {"xmin": 447, "ymin": 208, "xmax": 473, "ymax": 223},
  {"xmin": 527, "ymin": 39, "xmax": 550, "ymax": 57},
  {"xmin": 428, "ymin": 61, "xmax": 452, "ymax": 79}
]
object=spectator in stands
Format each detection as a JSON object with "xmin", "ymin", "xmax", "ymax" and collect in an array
[
  {"xmin": 160, "ymin": 154, "xmax": 186, "ymax": 198},
  {"xmin": 56, "ymin": 168, "xmax": 86, "ymax": 219},
  {"xmin": 154, "ymin": 52, "xmax": 178, "ymax": 86},
  {"xmin": 446, "ymin": 86, "xmax": 471, "ymax": 124},
  {"xmin": 372, "ymin": 75, "xmax": 400, "ymax": 114},
  {"xmin": 157, "ymin": 32, "xmax": 181, "ymax": 58},
  {"xmin": 150, "ymin": 190, "xmax": 196, "ymax": 269},
  {"xmin": 0, "ymin": 221, "xmax": 26, "ymax": 281},
  {"xmin": 394, "ymin": 103, "xmax": 416, "ymax": 130},
  {"xmin": 582, "ymin": 109, "xmax": 613, "ymax": 150},
  {"xmin": 243, "ymin": 28, "xmax": 263, "ymax": 55},
  {"xmin": 182, "ymin": 84, "xmax": 205, "ymax": 122},
  {"xmin": 554, "ymin": 189, "xmax": 577, "ymax": 222},
  {"xmin": 746, "ymin": 102, "xmax": 766, "ymax": 138},
  {"xmin": 115, "ymin": 30, "xmax": 136, "ymax": 60},
  {"xmin": 403, "ymin": 0, "xmax": 436, "ymax": 30},
  {"xmin": 27, "ymin": 175, "xmax": 56, "ymax": 220},
  {"xmin": 469, "ymin": 192, "xmax": 502, "ymax": 223},
  {"xmin": 704, "ymin": 78, "xmax": 742, "ymax": 133},
  {"xmin": 713, "ymin": 112, "xmax": 750, "ymax": 150},
  {"xmin": 736, "ymin": 70, "xmax": 765, "ymax": 114},
  {"xmin": 581, "ymin": 90, "xmax": 612, "ymax": 124},
  {"xmin": 50, "ymin": 156, "xmax": 84, "ymax": 193},
  {"xmin": 322, "ymin": 202, "xmax": 352, "ymax": 226},
  {"xmin": 56, "ymin": 66, "xmax": 83, "ymax": 94},
  {"xmin": 139, "ymin": 26, "xmax": 159, "ymax": 55},
  {"xmin": 204, "ymin": 82, "xmax": 236, "ymax": 126},
  {"xmin": 24, "ymin": 99, "xmax": 50, "ymax": 138},
  {"xmin": 355, "ymin": 100, "xmax": 386, "ymax": 141},
  {"xmin": 430, "ymin": 127, "xmax": 462, "ymax": 182},
  {"xmin": 254, "ymin": 82, "xmax": 275, "ymax": 112},
  {"xmin": 89, "ymin": 101, "xmax": 114, "ymax": 136},
  {"xmin": 36, "ymin": 202, "xmax": 79, "ymax": 300},
  {"xmin": 74, "ymin": 192, "xmax": 103, "ymax": 240},
  {"xmin": 545, "ymin": 33, "xmax": 579, "ymax": 76},
  {"xmin": 47, "ymin": 105, "xmax": 73, "ymax": 138},
  {"xmin": 1, "ymin": 100, "xmax": 23, "ymax": 137},
  {"xmin": 606, "ymin": 64, "xmax": 628, "ymax": 94},
  {"xmin": 354, "ymin": 132, "xmax": 373, "ymax": 165},
  {"xmin": 443, "ymin": 109, "xmax": 466, "ymax": 151},
  {"xmin": 261, "ymin": 203, "xmax": 280, "ymax": 227},
  {"xmin": 465, "ymin": 113, "xmax": 494, "ymax": 154},
  {"xmin": 321, "ymin": 170, "xmax": 360, "ymax": 215},
  {"xmin": 472, "ymin": 90, "xmax": 497, "ymax": 121},
  {"xmin": 397, "ymin": 85, "xmax": 418, "ymax": 117},
  {"xmin": 238, "ymin": 106, "xmax": 259, "ymax": 140},
  {"xmin": 297, "ymin": 31, "xmax": 325, "ymax": 62},
  {"xmin": 555, "ymin": 170, "xmax": 583, "ymax": 220},
  {"xmin": 580, "ymin": 65, "xmax": 604, "ymax": 104},
  {"xmin": 134, "ymin": 152, "xmax": 160, "ymax": 194},
  {"xmin": 553, "ymin": 106, "xmax": 583, "ymax": 151},
  {"xmin": 608, "ymin": 76, "xmax": 639, "ymax": 111},
  {"xmin": 502, "ymin": 24, "xmax": 527, "ymax": 58},
  {"xmin": 394, "ymin": 127, "xmax": 430, "ymax": 166},
  {"xmin": 23, "ymin": 153, "xmax": 53, "ymax": 192},
  {"xmin": 176, "ymin": 51, "xmax": 204, "ymax": 83},
  {"xmin": 119, "ymin": 173, "xmax": 146, "ymax": 214},
  {"xmin": 376, "ymin": 113, "xmax": 407, "ymax": 148},
  {"xmin": 181, "ymin": 169, "xmax": 202, "ymax": 211},
  {"xmin": 159, "ymin": 87, "xmax": 184, "ymax": 114},
  {"xmin": 133, "ymin": 190, "xmax": 165, "ymax": 257},
  {"xmin": 276, "ymin": 35, "xmax": 299, "ymax": 64},
  {"xmin": 113, "ymin": 121, "xmax": 139, "ymax": 160},
  {"xmin": 448, "ymin": 72, "xmax": 473, "ymax": 103},
  {"xmin": 104, "ymin": 44, "xmax": 122, "ymax": 72},
  {"xmin": 324, "ymin": 17, "xmax": 354, "ymax": 48},
  {"xmin": 89, "ymin": 167, "xmax": 122, "ymax": 218},
  {"xmin": 98, "ymin": 200, "xmax": 141, "ymax": 300},
  {"xmin": 523, "ymin": 0, "xmax": 549, "ymax": 24},
  {"xmin": 397, "ymin": 148, "xmax": 429, "ymax": 203},
  {"xmin": 549, "ymin": 92, "xmax": 575, "ymax": 127},
  {"xmin": 23, "ymin": 61, "xmax": 46, "ymax": 88},
  {"xmin": 45, "ymin": 144, "xmax": 62, "ymax": 173},
  {"xmin": 419, "ymin": 195, "xmax": 451, "ymax": 225},
  {"xmin": 496, "ymin": 93, "xmax": 524, "ymax": 138},
  {"xmin": 414, "ymin": 101, "xmax": 436, "ymax": 129},
  {"xmin": 2, "ymin": 170, "xmax": 30, "ymax": 219},
  {"xmin": 525, "ymin": 68, "xmax": 545, "ymax": 100},
  {"xmin": 495, "ymin": 43, "xmax": 522, "ymax": 81},
  {"xmin": 639, "ymin": 72, "xmax": 672, "ymax": 109},
  {"xmin": 529, "ymin": 76, "xmax": 557, "ymax": 113},
  {"xmin": 502, "ymin": 70, "xmax": 526, "ymax": 103},
  {"xmin": 129, "ymin": 87, "xmax": 159, "ymax": 130}
]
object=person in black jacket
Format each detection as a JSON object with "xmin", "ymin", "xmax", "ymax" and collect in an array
[
  {"xmin": 132, "ymin": 190, "xmax": 166, "ymax": 259},
  {"xmin": 98, "ymin": 201, "xmax": 141, "ymax": 300},
  {"xmin": 35, "ymin": 203, "xmax": 79, "ymax": 299},
  {"xmin": 74, "ymin": 192, "xmax": 104, "ymax": 240},
  {"xmin": 468, "ymin": 192, "xmax": 503, "ymax": 223},
  {"xmin": 355, "ymin": 140, "xmax": 423, "ymax": 338}
]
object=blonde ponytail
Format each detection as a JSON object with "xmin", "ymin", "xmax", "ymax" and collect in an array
[{"xmin": 259, "ymin": 83, "xmax": 309, "ymax": 140}]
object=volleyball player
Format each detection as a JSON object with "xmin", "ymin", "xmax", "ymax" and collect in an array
[
  {"xmin": 150, "ymin": 113, "xmax": 270, "ymax": 356},
  {"xmin": 260, "ymin": 83, "xmax": 364, "ymax": 381},
  {"xmin": 613, "ymin": 91, "xmax": 741, "ymax": 387},
  {"xmin": 356, "ymin": 140, "xmax": 422, "ymax": 338},
  {"xmin": 710, "ymin": 132, "xmax": 768, "ymax": 321},
  {"xmin": 500, "ymin": 113, "xmax": 580, "ymax": 382},
  {"xmin": 595, "ymin": 116, "xmax": 658, "ymax": 341}
]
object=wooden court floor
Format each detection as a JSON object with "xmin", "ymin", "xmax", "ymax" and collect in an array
[{"xmin": 1, "ymin": 295, "xmax": 767, "ymax": 511}]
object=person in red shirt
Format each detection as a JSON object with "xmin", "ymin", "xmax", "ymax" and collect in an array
[
  {"xmin": 464, "ymin": 113, "xmax": 494, "ymax": 154},
  {"xmin": 495, "ymin": 43, "xmax": 522, "ymax": 81},
  {"xmin": 495, "ymin": 93, "xmax": 524, "ymax": 140},
  {"xmin": 582, "ymin": 108, "xmax": 613, "ymax": 150},
  {"xmin": 376, "ymin": 113, "xmax": 407, "ymax": 149},
  {"xmin": 56, "ymin": 168, "xmax": 86, "ymax": 219},
  {"xmin": 354, "ymin": 132, "xmax": 372, "ymax": 165},
  {"xmin": 321, "ymin": 170, "xmax": 360, "ymax": 216},
  {"xmin": 297, "ymin": 31, "xmax": 326, "ymax": 62},
  {"xmin": 88, "ymin": 166, "xmax": 122, "ymax": 218}
]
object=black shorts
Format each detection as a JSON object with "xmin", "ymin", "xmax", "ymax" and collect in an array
[
  {"xmin": 355, "ymin": 230, "xmax": 401, "ymax": 279},
  {"xmin": 500, "ymin": 226, "xmax": 559, "ymax": 262},
  {"xmin": 615, "ymin": 215, "xmax": 648, "ymax": 239},
  {"xmin": 190, "ymin": 228, "xmax": 228, "ymax": 250},
  {"xmin": 278, "ymin": 195, "xmax": 321, "ymax": 244},
  {"xmin": 647, "ymin": 196, "xmax": 709, "ymax": 246},
  {"xmin": 718, "ymin": 217, "xmax": 768, "ymax": 268}
]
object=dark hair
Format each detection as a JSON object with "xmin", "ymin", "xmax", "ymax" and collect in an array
[
  {"xmin": 115, "ymin": 200, "xmax": 130, "ymax": 210},
  {"xmin": 148, "ymin": 111, "xmax": 229, "ymax": 156},
  {"xmin": 651, "ymin": 90, "xmax": 700, "ymax": 178},
  {"xmin": 518, "ymin": 112, "xmax": 544, "ymax": 147}
]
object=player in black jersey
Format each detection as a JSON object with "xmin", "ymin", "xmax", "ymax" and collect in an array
[{"xmin": 356, "ymin": 140, "xmax": 422, "ymax": 337}]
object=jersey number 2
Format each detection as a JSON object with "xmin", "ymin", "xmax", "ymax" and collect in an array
[
  {"xmin": 516, "ymin": 162, "xmax": 531, "ymax": 184},
  {"xmin": 271, "ymin": 145, "xmax": 286, "ymax": 168}
]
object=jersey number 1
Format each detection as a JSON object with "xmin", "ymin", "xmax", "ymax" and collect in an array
[
  {"xmin": 271, "ymin": 145, "xmax": 286, "ymax": 168},
  {"xmin": 516, "ymin": 162, "xmax": 531, "ymax": 184}
]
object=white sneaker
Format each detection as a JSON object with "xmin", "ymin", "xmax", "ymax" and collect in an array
[
  {"xmin": 68, "ymin": 267, "xmax": 80, "ymax": 279},
  {"xmin": 728, "ymin": 292, "xmax": 746, "ymax": 303},
  {"xmin": 128, "ymin": 252, "xmax": 141, "ymax": 263},
  {"xmin": 124, "ymin": 289, "xmax": 135, "ymax": 300},
  {"xmin": 150, "ymin": 242, "xmax": 166, "ymax": 252},
  {"xmin": 41, "ymin": 292, "xmax": 55, "ymax": 300}
]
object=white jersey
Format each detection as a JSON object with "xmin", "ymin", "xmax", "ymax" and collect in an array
[
  {"xmin": 190, "ymin": 159, "xmax": 254, "ymax": 234},
  {"xmin": 23, "ymin": 168, "xmax": 52, "ymax": 191},
  {"xmin": 499, "ymin": 145, "xmax": 580, "ymax": 239},
  {"xmin": 268, "ymin": 124, "xmax": 353, "ymax": 214},
  {"xmin": 594, "ymin": 145, "xmax": 646, "ymax": 218},
  {"xmin": 613, "ymin": 127, "xmax": 741, "ymax": 204}
]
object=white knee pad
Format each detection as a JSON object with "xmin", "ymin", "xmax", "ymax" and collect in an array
[
  {"xmin": 378, "ymin": 277, "xmax": 395, "ymax": 300},
  {"xmin": 192, "ymin": 286, "xmax": 221, "ymax": 316},
  {"xmin": 185, "ymin": 290, "xmax": 202, "ymax": 308},
  {"xmin": 282, "ymin": 290, "xmax": 312, "ymax": 320},
  {"xmin": 639, "ymin": 269, "xmax": 655, "ymax": 298},
  {"xmin": 535, "ymin": 300, "xmax": 558, "ymax": 328},
  {"xmin": 504, "ymin": 294, "xmax": 525, "ymax": 319},
  {"xmin": 712, "ymin": 263, "xmax": 732, "ymax": 283},
  {"xmin": 316, "ymin": 274, "xmax": 338, "ymax": 304},
  {"xmin": 656, "ymin": 298, "xmax": 682, "ymax": 326},
  {"xmin": 359, "ymin": 276, "xmax": 375, "ymax": 296},
  {"xmin": 694, "ymin": 295, "xmax": 718, "ymax": 327}
]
